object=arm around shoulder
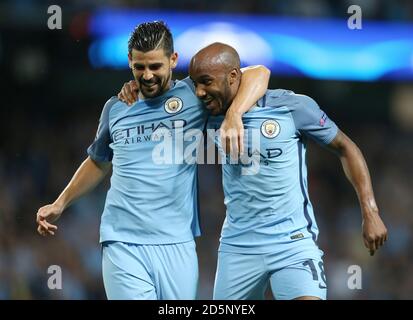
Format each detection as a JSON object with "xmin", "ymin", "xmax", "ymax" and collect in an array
[{"xmin": 221, "ymin": 65, "xmax": 271, "ymax": 156}]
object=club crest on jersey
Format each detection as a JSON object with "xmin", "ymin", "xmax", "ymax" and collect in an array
[
  {"xmin": 261, "ymin": 120, "xmax": 280, "ymax": 138},
  {"xmin": 164, "ymin": 97, "xmax": 183, "ymax": 114}
]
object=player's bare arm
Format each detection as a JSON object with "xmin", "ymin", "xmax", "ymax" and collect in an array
[
  {"xmin": 36, "ymin": 156, "xmax": 111, "ymax": 236},
  {"xmin": 326, "ymin": 130, "xmax": 388, "ymax": 256},
  {"xmin": 221, "ymin": 65, "xmax": 270, "ymax": 158}
]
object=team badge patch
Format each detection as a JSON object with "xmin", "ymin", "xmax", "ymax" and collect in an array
[
  {"xmin": 164, "ymin": 97, "xmax": 183, "ymax": 114},
  {"xmin": 319, "ymin": 113, "xmax": 327, "ymax": 126},
  {"xmin": 261, "ymin": 120, "xmax": 280, "ymax": 138}
]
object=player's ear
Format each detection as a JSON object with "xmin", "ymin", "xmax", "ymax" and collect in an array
[
  {"xmin": 228, "ymin": 68, "xmax": 239, "ymax": 85},
  {"xmin": 170, "ymin": 52, "xmax": 178, "ymax": 69},
  {"xmin": 128, "ymin": 52, "xmax": 133, "ymax": 69}
]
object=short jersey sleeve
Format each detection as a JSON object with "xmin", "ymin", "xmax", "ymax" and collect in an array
[
  {"xmin": 87, "ymin": 97, "xmax": 117, "ymax": 162},
  {"xmin": 288, "ymin": 94, "xmax": 338, "ymax": 145}
]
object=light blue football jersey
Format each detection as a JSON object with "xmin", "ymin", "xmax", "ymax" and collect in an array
[
  {"xmin": 88, "ymin": 78, "xmax": 208, "ymax": 245},
  {"xmin": 207, "ymin": 89, "xmax": 338, "ymax": 256}
]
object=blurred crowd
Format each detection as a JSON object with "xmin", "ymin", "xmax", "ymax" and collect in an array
[
  {"xmin": 1, "ymin": 0, "xmax": 412, "ymax": 300},
  {"xmin": 2, "ymin": 0, "xmax": 413, "ymax": 21}
]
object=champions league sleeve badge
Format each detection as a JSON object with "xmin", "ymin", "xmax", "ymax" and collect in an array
[
  {"xmin": 164, "ymin": 97, "xmax": 183, "ymax": 114},
  {"xmin": 261, "ymin": 119, "xmax": 280, "ymax": 138}
]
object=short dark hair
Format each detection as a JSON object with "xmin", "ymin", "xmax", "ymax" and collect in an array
[{"xmin": 128, "ymin": 21, "xmax": 174, "ymax": 56}]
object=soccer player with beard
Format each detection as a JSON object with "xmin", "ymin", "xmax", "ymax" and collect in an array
[{"xmin": 35, "ymin": 22, "xmax": 270, "ymax": 299}]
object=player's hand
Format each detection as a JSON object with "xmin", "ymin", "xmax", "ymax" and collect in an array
[
  {"xmin": 362, "ymin": 212, "xmax": 388, "ymax": 256},
  {"xmin": 220, "ymin": 110, "xmax": 245, "ymax": 160},
  {"xmin": 36, "ymin": 203, "xmax": 62, "ymax": 237},
  {"xmin": 118, "ymin": 80, "xmax": 139, "ymax": 106}
]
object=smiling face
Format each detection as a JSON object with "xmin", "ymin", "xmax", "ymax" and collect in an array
[
  {"xmin": 189, "ymin": 65, "xmax": 231, "ymax": 115},
  {"xmin": 189, "ymin": 59, "xmax": 240, "ymax": 116},
  {"xmin": 128, "ymin": 48, "xmax": 178, "ymax": 98},
  {"xmin": 189, "ymin": 43, "xmax": 241, "ymax": 115}
]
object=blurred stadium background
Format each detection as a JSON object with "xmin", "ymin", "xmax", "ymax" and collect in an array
[{"xmin": 1, "ymin": 0, "xmax": 413, "ymax": 299}]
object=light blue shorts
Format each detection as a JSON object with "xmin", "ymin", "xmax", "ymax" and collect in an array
[
  {"xmin": 102, "ymin": 240, "xmax": 198, "ymax": 300},
  {"xmin": 213, "ymin": 251, "xmax": 327, "ymax": 300}
]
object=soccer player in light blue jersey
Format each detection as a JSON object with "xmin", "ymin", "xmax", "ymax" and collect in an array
[
  {"xmin": 188, "ymin": 43, "xmax": 388, "ymax": 300},
  {"xmin": 35, "ymin": 23, "xmax": 270, "ymax": 300}
]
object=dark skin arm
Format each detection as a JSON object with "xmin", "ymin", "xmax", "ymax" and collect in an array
[
  {"xmin": 326, "ymin": 130, "xmax": 388, "ymax": 256},
  {"xmin": 220, "ymin": 65, "xmax": 270, "ymax": 157},
  {"xmin": 118, "ymin": 80, "xmax": 139, "ymax": 105}
]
